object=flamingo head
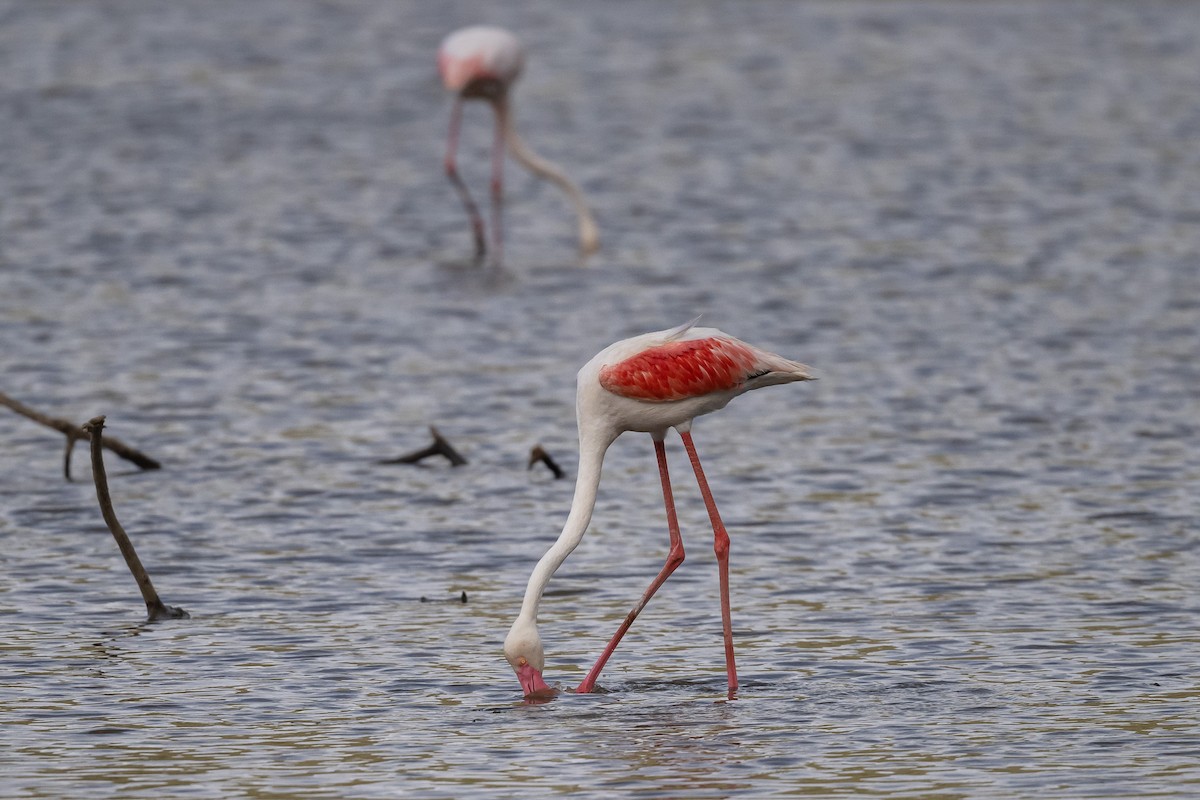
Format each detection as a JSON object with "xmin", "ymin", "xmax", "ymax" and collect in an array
[
  {"xmin": 437, "ymin": 26, "xmax": 524, "ymax": 100},
  {"xmin": 503, "ymin": 617, "xmax": 555, "ymax": 699}
]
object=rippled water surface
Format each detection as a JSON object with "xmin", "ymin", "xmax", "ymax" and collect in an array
[{"xmin": 2, "ymin": 1, "xmax": 1198, "ymax": 797}]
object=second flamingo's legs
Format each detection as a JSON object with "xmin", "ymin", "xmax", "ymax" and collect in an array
[
  {"xmin": 488, "ymin": 99, "xmax": 508, "ymax": 266},
  {"xmin": 443, "ymin": 98, "xmax": 487, "ymax": 260}
]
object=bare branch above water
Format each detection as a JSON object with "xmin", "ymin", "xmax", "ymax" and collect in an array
[
  {"xmin": 380, "ymin": 426, "xmax": 468, "ymax": 467},
  {"xmin": 83, "ymin": 415, "xmax": 188, "ymax": 622}
]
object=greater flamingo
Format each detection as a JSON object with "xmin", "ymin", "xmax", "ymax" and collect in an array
[
  {"xmin": 437, "ymin": 25, "xmax": 599, "ymax": 263},
  {"xmin": 504, "ymin": 320, "xmax": 814, "ymax": 699}
]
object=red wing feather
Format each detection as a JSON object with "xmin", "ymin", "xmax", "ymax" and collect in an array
[{"xmin": 598, "ymin": 338, "xmax": 761, "ymax": 402}]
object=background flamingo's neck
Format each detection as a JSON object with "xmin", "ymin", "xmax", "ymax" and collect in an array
[{"xmin": 502, "ymin": 107, "xmax": 600, "ymax": 254}]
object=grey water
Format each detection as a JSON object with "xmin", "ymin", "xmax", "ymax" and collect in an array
[{"xmin": 2, "ymin": 1, "xmax": 1198, "ymax": 797}]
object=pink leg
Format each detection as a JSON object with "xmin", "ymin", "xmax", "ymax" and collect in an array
[
  {"xmin": 679, "ymin": 431, "xmax": 738, "ymax": 698},
  {"xmin": 443, "ymin": 98, "xmax": 486, "ymax": 259},
  {"xmin": 489, "ymin": 99, "xmax": 507, "ymax": 266},
  {"xmin": 577, "ymin": 439, "xmax": 684, "ymax": 693}
]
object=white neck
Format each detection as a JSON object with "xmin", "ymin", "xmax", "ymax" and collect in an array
[
  {"xmin": 516, "ymin": 424, "xmax": 615, "ymax": 623},
  {"xmin": 500, "ymin": 103, "xmax": 600, "ymax": 255}
]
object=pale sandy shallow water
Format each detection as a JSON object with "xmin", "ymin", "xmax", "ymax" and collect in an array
[{"xmin": 2, "ymin": 1, "xmax": 1198, "ymax": 797}]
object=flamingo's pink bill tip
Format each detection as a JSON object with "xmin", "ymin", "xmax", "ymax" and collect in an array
[{"xmin": 516, "ymin": 662, "xmax": 553, "ymax": 698}]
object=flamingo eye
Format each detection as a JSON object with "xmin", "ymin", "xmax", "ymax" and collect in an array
[{"xmin": 516, "ymin": 656, "xmax": 528, "ymax": 667}]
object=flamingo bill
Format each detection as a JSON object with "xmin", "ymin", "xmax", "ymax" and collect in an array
[{"xmin": 516, "ymin": 662, "xmax": 553, "ymax": 698}]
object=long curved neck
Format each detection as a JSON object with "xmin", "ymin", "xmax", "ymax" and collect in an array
[
  {"xmin": 517, "ymin": 425, "xmax": 615, "ymax": 622},
  {"xmin": 500, "ymin": 104, "xmax": 600, "ymax": 254}
]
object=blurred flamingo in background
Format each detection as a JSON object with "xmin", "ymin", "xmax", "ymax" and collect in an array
[
  {"xmin": 503, "ymin": 320, "xmax": 815, "ymax": 700},
  {"xmin": 438, "ymin": 25, "xmax": 599, "ymax": 265}
]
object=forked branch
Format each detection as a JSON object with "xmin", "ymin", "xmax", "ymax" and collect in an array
[{"xmin": 2, "ymin": 391, "xmax": 161, "ymax": 480}]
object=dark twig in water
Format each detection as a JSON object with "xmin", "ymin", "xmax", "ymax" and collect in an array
[
  {"xmin": 528, "ymin": 444, "xmax": 565, "ymax": 479},
  {"xmin": 420, "ymin": 591, "xmax": 469, "ymax": 604},
  {"xmin": 381, "ymin": 426, "xmax": 468, "ymax": 467},
  {"xmin": 83, "ymin": 416, "xmax": 188, "ymax": 621},
  {"xmin": 1, "ymin": 391, "xmax": 161, "ymax": 480}
]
